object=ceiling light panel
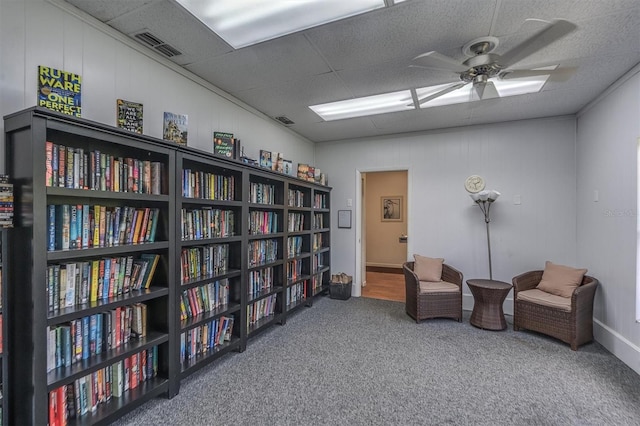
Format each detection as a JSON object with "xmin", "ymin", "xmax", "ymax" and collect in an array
[
  {"xmin": 310, "ymin": 90, "xmax": 414, "ymax": 121},
  {"xmin": 175, "ymin": 0, "xmax": 385, "ymax": 49}
]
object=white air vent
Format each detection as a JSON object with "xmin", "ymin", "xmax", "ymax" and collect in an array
[{"xmin": 133, "ymin": 30, "xmax": 182, "ymax": 58}]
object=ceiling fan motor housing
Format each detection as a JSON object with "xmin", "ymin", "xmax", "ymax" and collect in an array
[{"xmin": 460, "ymin": 53, "xmax": 502, "ymax": 83}]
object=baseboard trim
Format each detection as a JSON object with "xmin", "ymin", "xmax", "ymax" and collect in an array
[
  {"xmin": 366, "ymin": 266, "xmax": 403, "ymax": 274},
  {"xmin": 593, "ymin": 319, "xmax": 640, "ymax": 375},
  {"xmin": 366, "ymin": 262, "xmax": 403, "ymax": 269}
]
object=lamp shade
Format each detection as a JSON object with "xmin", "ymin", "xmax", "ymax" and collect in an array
[{"xmin": 487, "ymin": 190, "xmax": 501, "ymax": 202}]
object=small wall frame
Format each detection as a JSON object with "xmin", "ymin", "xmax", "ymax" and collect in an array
[
  {"xmin": 381, "ymin": 196, "xmax": 402, "ymax": 222},
  {"xmin": 338, "ymin": 210, "xmax": 352, "ymax": 228}
]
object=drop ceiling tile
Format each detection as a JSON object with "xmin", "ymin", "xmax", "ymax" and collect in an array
[
  {"xmin": 65, "ymin": 0, "xmax": 158, "ymax": 22},
  {"xmin": 185, "ymin": 34, "xmax": 332, "ymax": 93},
  {"xmin": 104, "ymin": 0, "xmax": 233, "ymax": 64},
  {"xmin": 305, "ymin": 0, "xmax": 496, "ymax": 71}
]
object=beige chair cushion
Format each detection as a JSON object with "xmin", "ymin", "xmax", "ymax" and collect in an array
[
  {"xmin": 413, "ymin": 255, "xmax": 444, "ymax": 282},
  {"xmin": 517, "ymin": 288, "xmax": 572, "ymax": 312},
  {"xmin": 419, "ymin": 280, "xmax": 459, "ymax": 294},
  {"xmin": 537, "ymin": 261, "xmax": 587, "ymax": 298}
]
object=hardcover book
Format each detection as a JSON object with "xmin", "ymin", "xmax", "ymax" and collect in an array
[
  {"xmin": 283, "ymin": 159, "xmax": 293, "ymax": 176},
  {"xmin": 213, "ymin": 132, "xmax": 236, "ymax": 159},
  {"xmin": 259, "ymin": 150, "xmax": 272, "ymax": 169},
  {"xmin": 116, "ymin": 99, "xmax": 143, "ymax": 134},
  {"xmin": 38, "ymin": 65, "xmax": 82, "ymax": 117},
  {"xmin": 163, "ymin": 112, "xmax": 188, "ymax": 145}
]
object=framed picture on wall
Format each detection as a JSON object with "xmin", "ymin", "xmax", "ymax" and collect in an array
[{"xmin": 381, "ymin": 196, "xmax": 402, "ymax": 222}]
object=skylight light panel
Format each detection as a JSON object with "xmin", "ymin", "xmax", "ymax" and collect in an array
[
  {"xmin": 309, "ymin": 90, "xmax": 415, "ymax": 121},
  {"xmin": 175, "ymin": 0, "xmax": 386, "ymax": 49}
]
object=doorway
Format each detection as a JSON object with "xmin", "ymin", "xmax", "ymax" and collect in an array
[{"xmin": 359, "ymin": 170, "xmax": 408, "ymax": 302}]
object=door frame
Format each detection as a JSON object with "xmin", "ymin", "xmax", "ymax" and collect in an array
[{"xmin": 354, "ymin": 166, "xmax": 412, "ymax": 297}]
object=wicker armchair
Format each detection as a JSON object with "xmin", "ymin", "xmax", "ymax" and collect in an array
[
  {"xmin": 403, "ymin": 261, "xmax": 463, "ymax": 323},
  {"xmin": 512, "ymin": 270, "xmax": 599, "ymax": 350}
]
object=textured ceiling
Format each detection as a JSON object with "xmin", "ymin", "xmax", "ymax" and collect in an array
[{"xmin": 64, "ymin": 0, "xmax": 640, "ymax": 143}]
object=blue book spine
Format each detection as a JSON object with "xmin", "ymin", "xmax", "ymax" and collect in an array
[
  {"xmin": 62, "ymin": 325, "xmax": 72, "ymax": 367},
  {"xmin": 103, "ymin": 258, "xmax": 111, "ymax": 300},
  {"xmin": 69, "ymin": 204, "xmax": 78, "ymax": 249},
  {"xmin": 81, "ymin": 204, "xmax": 90, "ymax": 248},
  {"xmin": 47, "ymin": 205, "xmax": 56, "ymax": 251},
  {"xmin": 81, "ymin": 316, "xmax": 90, "ymax": 359},
  {"xmin": 89, "ymin": 314, "xmax": 97, "ymax": 356},
  {"xmin": 95, "ymin": 314, "xmax": 103, "ymax": 355}
]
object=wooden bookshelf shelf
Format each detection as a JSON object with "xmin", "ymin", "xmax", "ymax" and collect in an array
[{"xmin": 4, "ymin": 107, "xmax": 331, "ymax": 425}]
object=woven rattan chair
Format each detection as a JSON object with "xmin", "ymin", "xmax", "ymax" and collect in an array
[
  {"xmin": 403, "ymin": 261, "xmax": 463, "ymax": 323},
  {"xmin": 512, "ymin": 270, "xmax": 599, "ymax": 350}
]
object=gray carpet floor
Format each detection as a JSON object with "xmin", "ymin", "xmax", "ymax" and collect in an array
[{"xmin": 115, "ymin": 297, "xmax": 640, "ymax": 425}]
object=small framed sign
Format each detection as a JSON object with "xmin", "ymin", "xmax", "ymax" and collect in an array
[{"xmin": 338, "ymin": 210, "xmax": 352, "ymax": 229}]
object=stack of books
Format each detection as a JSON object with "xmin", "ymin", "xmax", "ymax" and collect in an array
[{"xmin": 0, "ymin": 174, "xmax": 13, "ymax": 228}]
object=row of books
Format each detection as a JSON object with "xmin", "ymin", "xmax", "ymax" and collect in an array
[
  {"xmin": 313, "ymin": 193, "xmax": 327, "ymax": 209},
  {"xmin": 314, "ymin": 213, "xmax": 325, "ymax": 229},
  {"xmin": 179, "ymin": 279, "xmax": 230, "ymax": 321},
  {"xmin": 46, "ymin": 254, "xmax": 160, "ymax": 311},
  {"xmin": 287, "ymin": 236, "xmax": 303, "ymax": 258},
  {"xmin": 296, "ymin": 164, "xmax": 327, "ymax": 186},
  {"xmin": 47, "ymin": 204, "xmax": 160, "ymax": 251},
  {"xmin": 286, "ymin": 281, "xmax": 307, "ymax": 306},
  {"xmin": 48, "ymin": 347, "xmax": 158, "ymax": 425},
  {"xmin": 249, "ymin": 182, "xmax": 275, "ymax": 205},
  {"xmin": 287, "ymin": 259, "xmax": 303, "ymax": 282},
  {"xmin": 248, "ymin": 210, "xmax": 278, "ymax": 235},
  {"xmin": 287, "ymin": 212, "xmax": 305, "ymax": 232},
  {"xmin": 47, "ymin": 303, "xmax": 146, "ymax": 372},
  {"xmin": 181, "ymin": 168, "xmax": 235, "ymax": 201},
  {"xmin": 45, "ymin": 142, "xmax": 164, "ymax": 194},
  {"xmin": 248, "ymin": 239, "xmax": 278, "ymax": 267},
  {"xmin": 287, "ymin": 188, "xmax": 306, "ymax": 208},
  {"xmin": 313, "ymin": 253, "xmax": 326, "ymax": 272},
  {"xmin": 0, "ymin": 177, "xmax": 13, "ymax": 228},
  {"xmin": 180, "ymin": 244, "xmax": 229, "ymax": 283},
  {"xmin": 312, "ymin": 271, "xmax": 326, "ymax": 294},
  {"xmin": 248, "ymin": 267, "xmax": 274, "ymax": 299},
  {"xmin": 313, "ymin": 233, "xmax": 324, "ymax": 251},
  {"xmin": 181, "ymin": 207, "xmax": 235, "ymax": 241},
  {"xmin": 247, "ymin": 294, "xmax": 277, "ymax": 326},
  {"xmin": 180, "ymin": 316, "xmax": 234, "ymax": 362}
]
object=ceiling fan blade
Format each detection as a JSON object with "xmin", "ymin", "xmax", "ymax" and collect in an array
[
  {"xmin": 499, "ymin": 19, "xmax": 577, "ymax": 68},
  {"xmin": 412, "ymin": 51, "xmax": 469, "ymax": 73},
  {"xmin": 499, "ymin": 66, "xmax": 577, "ymax": 82},
  {"xmin": 417, "ymin": 82, "xmax": 468, "ymax": 106},
  {"xmin": 472, "ymin": 80, "xmax": 499, "ymax": 101}
]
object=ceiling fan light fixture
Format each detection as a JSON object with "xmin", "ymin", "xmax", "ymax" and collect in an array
[
  {"xmin": 309, "ymin": 90, "xmax": 414, "ymax": 121},
  {"xmin": 174, "ymin": 0, "xmax": 386, "ymax": 49}
]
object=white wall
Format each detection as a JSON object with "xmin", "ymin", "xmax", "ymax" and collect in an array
[
  {"xmin": 576, "ymin": 69, "xmax": 640, "ymax": 374},
  {"xmin": 316, "ymin": 116, "xmax": 579, "ymax": 310},
  {"xmin": 0, "ymin": 0, "xmax": 315, "ymax": 171}
]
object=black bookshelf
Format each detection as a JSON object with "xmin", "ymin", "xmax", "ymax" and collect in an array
[
  {"xmin": 176, "ymin": 150, "xmax": 244, "ymax": 380},
  {"xmin": 4, "ymin": 108, "xmax": 177, "ymax": 425},
  {"xmin": 0, "ymin": 231, "xmax": 7, "ymax": 426},
  {"xmin": 4, "ymin": 107, "xmax": 332, "ymax": 425}
]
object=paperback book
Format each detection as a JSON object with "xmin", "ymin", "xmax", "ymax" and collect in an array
[
  {"xmin": 38, "ymin": 65, "xmax": 82, "ymax": 117},
  {"xmin": 213, "ymin": 132, "xmax": 236, "ymax": 159},
  {"xmin": 117, "ymin": 99, "xmax": 143, "ymax": 134},
  {"xmin": 163, "ymin": 112, "xmax": 188, "ymax": 146}
]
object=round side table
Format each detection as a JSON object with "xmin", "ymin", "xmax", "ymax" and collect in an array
[{"xmin": 467, "ymin": 279, "xmax": 512, "ymax": 330}]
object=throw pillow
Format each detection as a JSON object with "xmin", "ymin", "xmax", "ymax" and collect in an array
[
  {"xmin": 537, "ymin": 261, "xmax": 587, "ymax": 298},
  {"xmin": 413, "ymin": 254, "xmax": 444, "ymax": 282}
]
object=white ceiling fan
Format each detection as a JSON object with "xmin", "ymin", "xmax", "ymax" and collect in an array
[{"xmin": 411, "ymin": 19, "xmax": 577, "ymax": 106}]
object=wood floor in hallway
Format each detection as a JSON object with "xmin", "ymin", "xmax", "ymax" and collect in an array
[{"xmin": 361, "ymin": 267, "xmax": 405, "ymax": 302}]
